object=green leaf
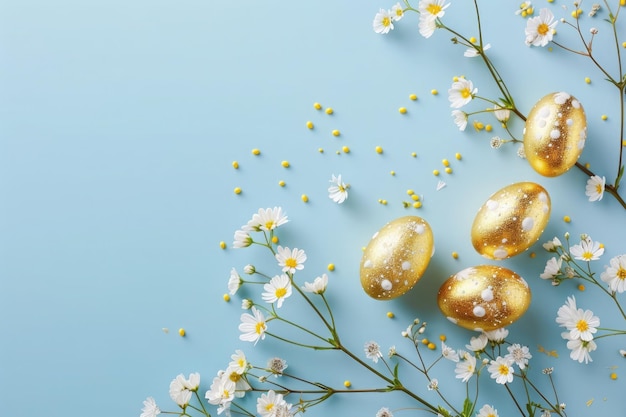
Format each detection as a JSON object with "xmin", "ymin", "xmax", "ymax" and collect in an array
[
  {"xmin": 615, "ymin": 164, "xmax": 625, "ymax": 190},
  {"xmin": 437, "ymin": 406, "xmax": 451, "ymax": 417},
  {"xmin": 393, "ymin": 363, "xmax": 399, "ymax": 379},
  {"xmin": 461, "ymin": 398, "xmax": 474, "ymax": 417}
]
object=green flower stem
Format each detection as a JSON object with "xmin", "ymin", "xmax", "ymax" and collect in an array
[
  {"xmin": 291, "ymin": 280, "xmax": 337, "ymax": 340},
  {"xmin": 193, "ymin": 391, "xmax": 210, "ymax": 415},
  {"xmin": 230, "ymin": 401, "xmax": 256, "ymax": 417},
  {"xmin": 265, "ymin": 331, "xmax": 335, "ymax": 351},
  {"xmin": 504, "ymin": 383, "xmax": 528, "ymax": 417},
  {"xmin": 517, "ymin": 373, "xmax": 566, "ymax": 417}
]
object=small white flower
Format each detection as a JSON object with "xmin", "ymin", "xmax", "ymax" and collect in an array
[
  {"xmin": 525, "ymin": 8, "xmax": 558, "ymax": 47},
  {"xmin": 484, "ymin": 328, "xmax": 508, "ymax": 343},
  {"xmin": 275, "ymin": 246, "xmax": 307, "ymax": 274},
  {"xmin": 448, "ymin": 78, "xmax": 477, "ymax": 108},
  {"xmin": 556, "ymin": 296, "xmax": 600, "ymax": 342},
  {"xmin": 140, "ymin": 397, "xmax": 161, "ymax": 417},
  {"xmin": 257, "ymin": 390, "xmax": 287, "ymax": 417},
  {"xmin": 391, "ymin": 3, "xmax": 404, "ymax": 21},
  {"xmin": 585, "ymin": 175, "xmax": 605, "ymax": 201},
  {"xmin": 441, "ymin": 341, "xmax": 459, "ymax": 362},
  {"xmin": 241, "ymin": 299, "xmax": 253, "ymax": 309},
  {"xmin": 454, "ymin": 354, "xmax": 476, "ymax": 382},
  {"xmin": 464, "ymin": 43, "xmax": 491, "ymax": 57},
  {"xmin": 563, "ymin": 332, "xmax": 597, "ymax": 363},
  {"xmin": 364, "ymin": 340, "xmax": 383, "ymax": 363},
  {"xmin": 376, "ymin": 407, "xmax": 394, "ymax": 417},
  {"xmin": 247, "ymin": 207, "xmax": 289, "ymax": 232},
  {"xmin": 493, "ymin": 103, "xmax": 511, "ymax": 123},
  {"xmin": 302, "ymin": 273, "xmax": 329, "ymax": 294},
  {"xmin": 477, "ymin": 404, "xmax": 499, "ymax": 417},
  {"xmin": 206, "ymin": 375, "xmax": 236, "ymax": 414},
  {"xmin": 418, "ymin": 0, "xmax": 450, "ymax": 20},
  {"xmin": 262, "ymin": 274, "xmax": 293, "ymax": 308},
  {"xmin": 373, "ymin": 9, "xmax": 394, "ymax": 34},
  {"xmin": 601, "ymin": 254, "xmax": 626, "ymax": 293},
  {"xmin": 185, "ymin": 372, "xmax": 200, "ymax": 391},
  {"xmin": 169, "ymin": 375, "xmax": 192, "ymax": 407},
  {"xmin": 540, "ymin": 257, "xmax": 562, "ymax": 280},
  {"xmin": 516, "ymin": 144, "xmax": 526, "ymax": 159},
  {"xmin": 388, "ymin": 345, "xmax": 397, "ymax": 357},
  {"xmin": 239, "ymin": 307, "xmax": 267, "ymax": 345},
  {"xmin": 570, "ymin": 236, "xmax": 604, "ymax": 261},
  {"xmin": 228, "ymin": 268, "xmax": 243, "ymax": 295},
  {"xmin": 436, "ymin": 180, "xmax": 447, "ymax": 191},
  {"xmin": 505, "ymin": 344, "xmax": 532, "ymax": 370},
  {"xmin": 427, "ymin": 378, "xmax": 439, "ymax": 390},
  {"xmin": 267, "ymin": 357, "xmax": 288, "ymax": 376},
  {"xmin": 466, "ymin": 333, "xmax": 488, "ymax": 352},
  {"xmin": 328, "ymin": 174, "xmax": 349, "ymax": 204},
  {"xmin": 418, "ymin": 15, "xmax": 438, "ymax": 38},
  {"xmin": 490, "ymin": 136, "xmax": 503, "ymax": 149},
  {"xmin": 451, "ymin": 110, "xmax": 468, "ymax": 130},
  {"xmin": 233, "ymin": 229, "xmax": 253, "ymax": 248},
  {"xmin": 222, "ymin": 367, "xmax": 251, "ymax": 398},
  {"xmin": 244, "ymin": 264, "xmax": 256, "ymax": 274},
  {"xmin": 488, "ymin": 357, "xmax": 514, "ymax": 384},
  {"xmin": 229, "ymin": 350, "xmax": 248, "ymax": 374},
  {"xmin": 543, "ymin": 237, "xmax": 562, "ymax": 251}
]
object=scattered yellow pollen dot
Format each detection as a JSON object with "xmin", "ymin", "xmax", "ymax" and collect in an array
[
  {"xmin": 413, "ymin": 201, "xmax": 422, "ymax": 208},
  {"xmin": 623, "ymin": 42, "xmax": 626, "ymax": 48},
  {"xmin": 585, "ymin": 77, "xmax": 591, "ymax": 84},
  {"xmin": 409, "ymin": 93, "xmax": 418, "ymax": 100},
  {"xmin": 622, "ymin": 0, "xmax": 626, "ymax": 6},
  {"xmin": 313, "ymin": 102, "xmax": 322, "ymax": 110},
  {"xmin": 252, "ymin": 148, "xmax": 261, "ymax": 155},
  {"xmin": 272, "ymin": 236, "xmax": 279, "ymax": 244},
  {"xmin": 407, "ymin": 189, "xmax": 414, "ymax": 195},
  {"xmin": 178, "ymin": 328, "xmax": 186, "ymax": 337},
  {"xmin": 318, "ymin": 148, "xmax": 324, "ymax": 153},
  {"xmin": 452, "ymin": 76, "xmax": 459, "ymax": 82},
  {"xmin": 610, "ymin": 372, "xmax": 618, "ymax": 380},
  {"xmin": 529, "ymin": 252, "xmax": 536, "ymax": 258},
  {"xmin": 306, "ymin": 121, "xmax": 314, "ymax": 129},
  {"xmin": 422, "ymin": 338, "xmax": 429, "ymax": 345},
  {"xmin": 278, "ymin": 180, "xmax": 286, "ymax": 187},
  {"xmin": 375, "ymin": 146, "xmax": 383, "ymax": 154},
  {"xmin": 382, "ymin": 199, "xmax": 388, "ymax": 205},
  {"xmin": 386, "ymin": 311, "xmax": 395, "ymax": 318},
  {"xmin": 521, "ymin": 11, "xmax": 527, "ymax": 17},
  {"xmin": 442, "ymin": 158, "xmax": 450, "ymax": 167},
  {"xmin": 232, "ymin": 161, "xmax": 239, "ymax": 169},
  {"xmin": 473, "ymin": 120, "xmax": 484, "ymax": 131},
  {"xmin": 220, "ymin": 241, "xmax": 226, "ymax": 249},
  {"xmin": 433, "ymin": 169, "xmax": 440, "ymax": 176},
  {"xmin": 411, "ymin": 194, "xmax": 419, "ymax": 201},
  {"xmin": 234, "ymin": 187, "xmax": 242, "ymax": 194},
  {"xmin": 332, "ymin": 129, "xmax": 340, "ymax": 137},
  {"xmin": 281, "ymin": 160, "xmax": 290, "ymax": 168},
  {"xmin": 469, "ymin": 36, "xmax": 477, "ymax": 43},
  {"xmin": 526, "ymin": 7, "xmax": 534, "ymax": 15},
  {"xmin": 455, "ymin": 152, "xmax": 462, "ymax": 160},
  {"xmin": 601, "ymin": 115, "xmax": 608, "ymax": 120},
  {"xmin": 563, "ymin": 215, "xmax": 571, "ymax": 223},
  {"xmin": 427, "ymin": 342, "xmax": 436, "ymax": 350},
  {"xmin": 336, "ymin": 150, "xmax": 341, "ymax": 155},
  {"xmin": 399, "ymin": 107, "xmax": 407, "ymax": 114},
  {"xmin": 623, "ymin": 140, "xmax": 626, "ymax": 147},
  {"xmin": 328, "ymin": 263, "xmax": 335, "ymax": 271},
  {"xmin": 578, "ymin": 284, "xmax": 586, "ymax": 291},
  {"xmin": 301, "ymin": 194, "xmax": 309, "ymax": 203},
  {"xmin": 445, "ymin": 167, "xmax": 452, "ymax": 174},
  {"xmin": 431, "ymin": 89, "xmax": 438, "ymax": 95},
  {"xmin": 344, "ymin": 380, "xmax": 352, "ymax": 388},
  {"xmin": 390, "ymin": 170, "xmax": 395, "ymax": 176},
  {"xmin": 411, "ymin": 152, "xmax": 417, "ymax": 157},
  {"xmin": 325, "ymin": 107, "xmax": 334, "ymax": 115},
  {"xmin": 223, "ymin": 294, "xmax": 230, "ymax": 302},
  {"xmin": 452, "ymin": 251, "xmax": 459, "ymax": 259},
  {"xmin": 585, "ymin": 162, "xmax": 591, "ymax": 169},
  {"xmin": 485, "ymin": 124, "xmax": 493, "ymax": 132},
  {"xmin": 439, "ymin": 334, "xmax": 447, "ymax": 341},
  {"xmin": 599, "ymin": 242, "xmax": 605, "ymax": 249},
  {"xmin": 342, "ymin": 146, "xmax": 350, "ymax": 153}
]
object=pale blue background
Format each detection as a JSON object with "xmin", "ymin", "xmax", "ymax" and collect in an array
[{"xmin": 1, "ymin": 1, "xmax": 625, "ymax": 417}]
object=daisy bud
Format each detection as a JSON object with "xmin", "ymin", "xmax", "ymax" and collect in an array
[
  {"xmin": 243, "ymin": 264, "xmax": 256, "ymax": 274},
  {"xmin": 590, "ymin": 27, "xmax": 598, "ymax": 34},
  {"xmin": 241, "ymin": 299, "xmax": 253, "ymax": 309}
]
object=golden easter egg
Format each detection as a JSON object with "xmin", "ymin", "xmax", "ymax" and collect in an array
[
  {"xmin": 437, "ymin": 265, "xmax": 531, "ymax": 331},
  {"xmin": 471, "ymin": 182, "xmax": 550, "ymax": 259},
  {"xmin": 360, "ymin": 216, "xmax": 434, "ymax": 299},
  {"xmin": 523, "ymin": 92, "xmax": 587, "ymax": 177}
]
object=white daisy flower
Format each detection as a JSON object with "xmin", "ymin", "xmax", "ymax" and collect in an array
[
  {"xmin": 239, "ymin": 307, "xmax": 267, "ymax": 345},
  {"xmin": 585, "ymin": 175, "xmax": 605, "ymax": 201},
  {"xmin": 418, "ymin": 16, "xmax": 437, "ymax": 38},
  {"xmin": 140, "ymin": 397, "xmax": 161, "ymax": 417},
  {"xmin": 454, "ymin": 353, "xmax": 476, "ymax": 382},
  {"xmin": 267, "ymin": 357, "xmax": 288, "ymax": 376},
  {"xmin": 466, "ymin": 333, "xmax": 488, "ymax": 352},
  {"xmin": 542, "ymin": 237, "xmax": 562, "ymax": 252},
  {"xmin": 540, "ymin": 257, "xmax": 562, "ymax": 280},
  {"xmin": 243, "ymin": 264, "xmax": 256, "ymax": 274},
  {"xmin": 262, "ymin": 274, "xmax": 293, "ymax": 308},
  {"xmin": 484, "ymin": 328, "xmax": 508, "ymax": 343},
  {"xmin": 364, "ymin": 340, "xmax": 383, "ymax": 363},
  {"xmin": 275, "ymin": 246, "xmax": 307, "ymax": 274},
  {"xmin": 488, "ymin": 356, "xmax": 514, "ymax": 384},
  {"xmin": 274, "ymin": 402, "xmax": 294, "ymax": 417},
  {"xmin": 233, "ymin": 229, "xmax": 253, "ymax": 248},
  {"xmin": 391, "ymin": 3, "xmax": 404, "ymax": 21},
  {"xmin": 257, "ymin": 390, "xmax": 287, "ymax": 417},
  {"xmin": 570, "ymin": 236, "xmax": 604, "ymax": 261},
  {"xmin": 222, "ymin": 367, "xmax": 251, "ymax": 397},
  {"xmin": 328, "ymin": 174, "xmax": 349, "ymax": 204},
  {"xmin": 525, "ymin": 8, "xmax": 557, "ymax": 47},
  {"xmin": 601, "ymin": 254, "xmax": 626, "ymax": 293},
  {"xmin": 441, "ymin": 341, "xmax": 459, "ymax": 362},
  {"xmin": 464, "ymin": 43, "xmax": 491, "ymax": 57},
  {"xmin": 302, "ymin": 273, "xmax": 329, "ymax": 294},
  {"xmin": 563, "ymin": 332, "xmax": 597, "ymax": 363},
  {"xmin": 556, "ymin": 296, "xmax": 600, "ymax": 341},
  {"xmin": 448, "ymin": 78, "xmax": 477, "ymax": 108},
  {"xmin": 556, "ymin": 296, "xmax": 578, "ymax": 327},
  {"xmin": 185, "ymin": 372, "xmax": 200, "ymax": 391},
  {"xmin": 376, "ymin": 407, "xmax": 394, "ymax": 417},
  {"xmin": 418, "ymin": 0, "xmax": 450, "ymax": 21},
  {"xmin": 505, "ymin": 344, "xmax": 532, "ymax": 370},
  {"xmin": 373, "ymin": 9, "xmax": 394, "ymax": 34},
  {"xmin": 427, "ymin": 378, "xmax": 439, "ymax": 390},
  {"xmin": 241, "ymin": 299, "xmax": 253, "ymax": 309},
  {"xmin": 169, "ymin": 375, "xmax": 193, "ymax": 407},
  {"xmin": 451, "ymin": 110, "xmax": 468, "ymax": 130},
  {"xmin": 206, "ymin": 375, "xmax": 236, "ymax": 414},
  {"xmin": 477, "ymin": 404, "xmax": 499, "ymax": 417},
  {"xmin": 493, "ymin": 103, "xmax": 511, "ymax": 123},
  {"xmin": 228, "ymin": 268, "xmax": 243, "ymax": 295},
  {"xmin": 229, "ymin": 350, "xmax": 248, "ymax": 374},
  {"xmin": 247, "ymin": 207, "xmax": 289, "ymax": 232}
]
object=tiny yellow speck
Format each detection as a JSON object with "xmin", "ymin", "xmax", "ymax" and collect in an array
[
  {"xmin": 455, "ymin": 152, "xmax": 462, "ymax": 160},
  {"xmin": 433, "ymin": 169, "xmax": 440, "ymax": 176},
  {"xmin": 178, "ymin": 328, "xmax": 186, "ymax": 337},
  {"xmin": 411, "ymin": 194, "xmax": 419, "ymax": 201},
  {"xmin": 390, "ymin": 170, "xmax": 395, "ymax": 176},
  {"xmin": 469, "ymin": 36, "xmax": 476, "ymax": 43},
  {"xmin": 485, "ymin": 124, "xmax": 493, "ymax": 132},
  {"xmin": 610, "ymin": 372, "xmax": 618, "ymax": 380},
  {"xmin": 530, "ymin": 252, "xmax": 536, "ymax": 258},
  {"xmin": 386, "ymin": 311, "xmax": 394, "ymax": 318},
  {"xmin": 399, "ymin": 107, "xmax": 407, "ymax": 114},
  {"xmin": 281, "ymin": 160, "xmax": 290, "ymax": 168},
  {"xmin": 526, "ymin": 7, "xmax": 534, "ymax": 15},
  {"xmin": 375, "ymin": 146, "xmax": 383, "ymax": 154},
  {"xmin": 422, "ymin": 338, "xmax": 429, "ymax": 345},
  {"xmin": 473, "ymin": 120, "xmax": 484, "ymax": 131},
  {"xmin": 223, "ymin": 294, "xmax": 230, "ymax": 302},
  {"xmin": 585, "ymin": 77, "xmax": 591, "ymax": 84},
  {"xmin": 413, "ymin": 201, "xmax": 422, "ymax": 208},
  {"xmin": 571, "ymin": 10, "xmax": 578, "ymax": 18},
  {"xmin": 313, "ymin": 102, "xmax": 322, "ymax": 110},
  {"xmin": 336, "ymin": 150, "xmax": 341, "ymax": 155},
  {"xmin": 407, "ymin": 189, "xmax": 414, "ymax": 195},
  {"xmin": 232, "ymin": 161, "xmax": 239, "ymax": 169},
  {"xmin": 577, "ymin": 9, "xmax": 583, "ymax": 16},
  {"xmin": 325, "ymin": 107, "xmax": 334, "ymax": 115},
  {"xmin": 439, "ymin": 334, "xmax": 446, "ymax": 341},
  {"xmin": 452, "ymin": 251, "xmax": 459, "ymax": 259},
  {"xmin": 279, "ymin": 180, "xmax": 286, "ymax": 187},
  {"xmin": 344, "ymin": 380, "xmax": 351, "ymax": 388},
  {"xmin": 332, "ymin": 129, "xmax": 340, "ymax": 137},
  {"xmin": 452, "ymin": 76, "xmax": 459, "ymax": 82},
  {"xmin": 599, "ymin": 242, "xmax": 605, "ymax": 249},
  {"xmin": 234, "ymin": 187, "xmax": 242, "ymax": 195},
  {"xmin": 563, "ymin": 215, "xmax": 571, "ymax": 223},
  {"xmin": 409, "ymin": 93, "xmax": 418, "ymax": 101},
  {"xmin": 318, "ymin": 148, "xmax": 324, "ymax": 153},
  {"xmin": 342, "ymin": 146, "xmax": 350, "ymax": 153},
  {"xmin": 382, "ymin": 200, "xmax": 388, "ymax": 205},
  {"xmin": 442, "ymin": 159, "xmax": 450, "ymax": 167},
  {"xmin": 521, "ymin": 11, "xmax": 527, "ymax": 18},
  {"xmin": 623, "ymin": 140, "xmax": 626, "ymax": 147},
  {"xmin": 585, "ymin": 162, "xmax": 591, "ymax": 169},
  {"xmin": 272, "ymin": 236, "xmax": 279, "ymax": 244},
  {"xmin": 427, "ymin": 342, "xmax": 436, "ymax": 350},
  {"xmin": 220, "ymin": 241, "xmax": 226, "ymax": 249},
  {"xmin": 601, "ymin": 115, "xmax": 608, "ymax": 121},
  {"xmin": 411, "ymin": 152, "xmax": 417, "ymax": 157},
  {"xmin": 431, "ymin": 89, "xmax": 438, "ymax": 95},
  {"xmin": 301, "ymin": 194, "xmax": 309, "ymax": 203},
  {"xmin": 623, "ymin": 42, "xmax": 626, "ymax": 48},
  {"xmin": 622, "ymin": 0, "xmax": 626, "ymax": 6},
  {"xmin": 445, "ymin": 167, "xmax": 452, "ymax": 174},
  {"xmin": 306, "ymin": 121, "xmax": 314, "ymax": 129},
  {"xmin": 328, "ymin": 263, "xmax": 335, "ymax": 271},
  {"xmin": 578, "ymin": 284, "xmax": 586, "ymax": 291},
  {"xmin": 252, "ymin": 148, "xmax": 260, "ymax": 155}
]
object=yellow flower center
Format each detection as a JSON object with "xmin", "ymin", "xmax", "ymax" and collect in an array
[
  {"xmin": 395, "ymin": 9, "xmax": 403, "ymax": 17},
  {"xmin": 238, "ymin": 358, "xmax": 245, "ymax": 368},
  {"xmin": 427, "ymin": 4, "xmax": 442, "ymax": 15},
  {"xmin": 224, "ymin": 389, "xmax": 230, "ymax": 397},
  {"xmin": 576, "ymin": 319, "xmax": 589, "ymax": 332},
  {"xmin": 617, "ymin": 267, "xmax": 626, "ymax": 280},
  {"xmin": 499, "ymin": 364, "xmax": 510, "ymax": 375},
  {"xmin": 229, "ymin": 372, "xmax": 241, "ymax": 383},
  {"xmin": 285, "ymin": 258, "xmax": 298, "ymax": 268},
  {"xmin": 265, "ymin": 404, "xmax": 274, "ymax": 412},
  {"xmin": 265, "ymin": 220, "xmax": 275, "ymax": 230},
  {"xmin": 596, "ymin": 184, "xmax": 603, "ymax": 194},
  {"xmin": 255, "ymin": 321, "xmax": 265, "ymax": 335},
  {"xmin": 461, "ymin": 87, "xmax": 472, "ymax": 99},
  {"xmin": 275, "ymin": 287, "xmax": 287, "ymax": 298},
  {"xmin": 581, "ymin": 251, "xmax": 593, "ymax": 261},
  {"xmin": 382, "ymin": 16, "xmax": 391, "ymax": 27},
  {"xmin": 537, "ymin": 22, "xmax": 549, "ymax": 35}
]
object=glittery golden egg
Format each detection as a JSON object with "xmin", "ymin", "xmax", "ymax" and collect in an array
[
  {"xmin": 437, "ymin": 265, "xmax": 531, "ymax": 331},
  {"xmin": 360, "ymin": 216, "xmax": 434, "ymax": 299},
  {"xmin": 471, "ymin": 182, "xmax": 550, "ymax": 260},
  {"xmin": 523, "ymin": 92, "xmax": 587, "ymax": 177}
]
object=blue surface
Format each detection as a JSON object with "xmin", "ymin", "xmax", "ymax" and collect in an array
[{"xmin": 1, "ymin": 1, "xmax": 625, "ymax": 417}]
